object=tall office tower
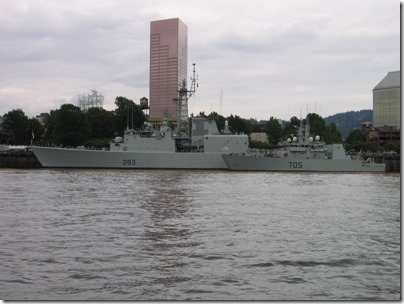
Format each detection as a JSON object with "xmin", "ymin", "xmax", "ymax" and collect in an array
[
  {"xmin": 149, "ymin": 18, "xmax": 188, "ymax": 120},
  {"xmin": 373, "ymin": 71, "xmax": 401, "ymax": 130}
]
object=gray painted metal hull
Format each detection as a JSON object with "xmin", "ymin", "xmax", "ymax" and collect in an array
[
  {"xmin": 31, "ymin": 146, "xmax": 228, "ymax": 169},
  {"xmin": 222, "ymin": 154, "xmax": 386, "ymax": 172}
]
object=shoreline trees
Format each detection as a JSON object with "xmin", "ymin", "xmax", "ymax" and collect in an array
[{"xmin": 0, "ymin": 98, "xmax": 399, "ymax": 154}]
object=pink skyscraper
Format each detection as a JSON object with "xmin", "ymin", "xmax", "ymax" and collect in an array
[{"xmin": 149, "ymin": 18, "xmax": 188, "ymax": 120}]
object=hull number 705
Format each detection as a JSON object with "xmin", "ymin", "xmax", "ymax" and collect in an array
[{"xmin": 288, "ymin": 161, "xmax": 303, "ymax": 168}]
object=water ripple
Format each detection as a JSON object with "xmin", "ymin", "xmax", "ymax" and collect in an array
[{"xmin": 0, "ymin": 169, "xmax": 400, "ymax": 301}]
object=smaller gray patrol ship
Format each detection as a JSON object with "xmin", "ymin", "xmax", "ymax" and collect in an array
[{"xmin": 222, "ymin": 116, "xmax": 385, "ymax": 173}]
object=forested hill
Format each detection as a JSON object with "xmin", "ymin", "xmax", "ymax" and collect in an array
[{"xmin": 324, "ymin": 109, "xmax": 373, "ymax": 138}]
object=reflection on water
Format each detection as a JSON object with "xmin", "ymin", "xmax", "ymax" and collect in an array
[
  {"xmin": 139, "ymin": 172, "xmax": 199, "ymax": 298},
  {"xmin": 143, "ymin": 172, "xmax": 190, "ymax": 223}
]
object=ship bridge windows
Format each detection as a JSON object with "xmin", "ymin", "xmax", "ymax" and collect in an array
[{"xmin": 139, "ymin": 131, "xmax": 154, "ymax": 138}]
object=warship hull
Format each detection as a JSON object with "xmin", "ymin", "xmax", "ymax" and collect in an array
[
  {"xmin": 32, "ymin": 146, "xmax": 229, "ymax": 170},
  {"xmin": 222, "ymin": 154, "xmax": 386, "ymax": 173}
]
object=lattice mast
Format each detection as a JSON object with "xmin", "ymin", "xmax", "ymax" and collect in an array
[
  {"xmin": 78, "ymin": 90, "xmax": 104, "ymax": 111},
  {"xmin": 173, "ymin": 63, "xmax": 198, "ymax": 135}
]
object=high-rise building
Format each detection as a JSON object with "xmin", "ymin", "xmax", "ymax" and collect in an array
[
  {"xmin": 373, "ymin": 71, "xmax": 401, "ymax": 130},
  {"xmin": 149, "ymin": 18, "xmax": 188, "ymax": 120}
]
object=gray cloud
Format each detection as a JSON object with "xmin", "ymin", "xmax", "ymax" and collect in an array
[{"xmin": 0, "ymin": 0, "xmax": 400, "ymax": 120}]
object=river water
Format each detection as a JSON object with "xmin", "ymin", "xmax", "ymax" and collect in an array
[{"xmin": 0, "ymin": 169, "xmax": 400, "ymax": 301}]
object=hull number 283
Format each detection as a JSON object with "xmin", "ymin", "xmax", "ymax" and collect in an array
[
  {"xmin": 123, "ymin": 159, "xmax": 136, "ymax": 166},
  {"xmin": 288, "ymin": 161, "xmax": 303, "ymax": 168}
]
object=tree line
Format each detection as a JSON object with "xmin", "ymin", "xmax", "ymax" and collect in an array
[
  {"xmin": 1, "ymin": 96, "xmax": 398, "ymax": 153},
  {"xmin": 1, "ymin": 96, "xmax": 145, "ymax": 148}
]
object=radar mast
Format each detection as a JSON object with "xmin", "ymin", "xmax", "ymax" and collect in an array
[{"xmin": 173, "ymin": 63, "xmax": 198, "ymax": 136}]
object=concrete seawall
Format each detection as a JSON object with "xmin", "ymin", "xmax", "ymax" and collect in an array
[
  {"xmin": 0, "ymin": 151, "xmax": 42, "ymax": 168},
  {"xmin": 384, "ymin": 155, "xmax": 400, "ymax": 172}
]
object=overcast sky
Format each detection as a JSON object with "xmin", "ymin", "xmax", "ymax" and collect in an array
[{"xmin": 0, "ymin": 0, "xmax": 400, "ymax": 121}]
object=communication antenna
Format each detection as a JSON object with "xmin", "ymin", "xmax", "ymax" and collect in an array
[
  {"xmin": 173, "ymin": 63, "xmax": 198, "ymax": 135},
  {"xmin": 220, "ymin": 89, "xmax": 223, "ymax": 116},
  {"xmin": 189, "ymin": 63, "xmax": 198, "ymax": 98},
  {"xmin": 78, "ymin": 90, "xmax": 104, "ymax": 111}
]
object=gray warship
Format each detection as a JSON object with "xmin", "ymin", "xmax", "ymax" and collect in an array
[
  {"xmin": 32, "ymin": 118, "xmax": 248, "ymax": 169},
  {"xmin": 32, "ymin": 65, "xmax": 249, "ymax": 170},
  {"xmin": 222, "ymin": 116, "xmax": 385, "ymax": 173}
]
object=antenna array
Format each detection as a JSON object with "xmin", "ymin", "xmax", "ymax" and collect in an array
[
  {"xmin": 173, "ymin": 63, "xmax": 198, "ymax": 135},
  {"xmin": 78, "ymin": 90, "xmax": 104, "ymax": 111}
]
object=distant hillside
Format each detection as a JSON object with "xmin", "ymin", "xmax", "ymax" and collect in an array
[{"xmin": 324, "ymin": 109, "xmax": 373, "ymax": 138}]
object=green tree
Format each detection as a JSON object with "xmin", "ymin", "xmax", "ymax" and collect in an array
[
  {"xmin": 243, "ymin": 119, "xmax": 255, "ymax": 135},
  {"xmin": 114, "ymin": 96, "xmax": 146, "ymax": 135},
  {"xmin": 266, "ymin": 117, "xmax": 283, "ymax": 145},
  {"xmin": 86, "ymin": 107, "xmax": 115, "ymax": 139},
  {"xmin": 345, "ymin": 129, "xmax": 366, "ymax": 152},
  {"xmin": 43, "ymin": 108, "xmax": 58, "ymax": 143},
  {"xmin": 346, "ymin": 129, "xmax": 365, "ymax": 143},
  {"xmin": 27, "ymin": 118, "xmax": 44, "ymax": 144},
  {"xmin": 365, "ymin": 142, "xmax": 379, "ymax": 153},
  {"xmin": 384, "ymin": 140, "xmax": 400, "ymax": 154},
  {"xmin": 207, "ymin": 111, "xmax": 225, "ymax": 132},
  {"xmin": 227, "ymin": 114, "xmax": 250, "ymax": 135},
  {"xmin": 323, "ymin": 122, "xmax": 343, "ymax": 144},
  {"xmin": 2, "ymin": 109, "xmax": 29, "ymax": 145},
  {"xmin": 306, "ymin": 113, "xmax": 326, "ymax": 138},
  {"xmin": 53, "ymin": 104, "xmax": 90, "ymax": 147},
  {"xmin": 283, "ymin": 116, "xmax": 300, "ymax": 138}
]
